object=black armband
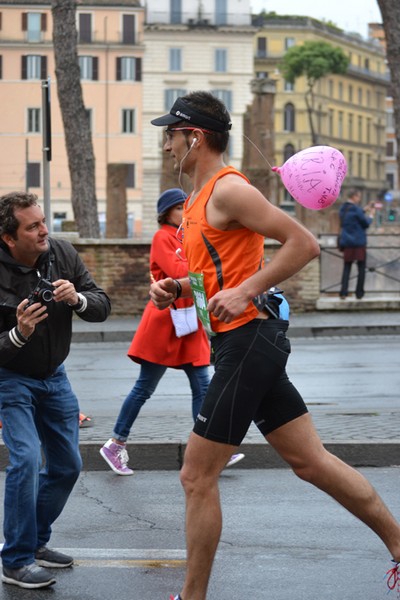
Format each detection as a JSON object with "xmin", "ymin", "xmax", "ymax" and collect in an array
[{"xmin": 173, "ymin": 279, "xmax": 182, "ymax": 299}]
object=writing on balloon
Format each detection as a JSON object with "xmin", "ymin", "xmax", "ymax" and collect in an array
[{"xmin": 272, "ymin": 146, "xmax": 348, "ymax": 211}]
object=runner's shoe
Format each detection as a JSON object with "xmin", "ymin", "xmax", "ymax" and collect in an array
[
  {"xmin": 386, "ymin": 559, "xmax": 400, "ymax": 594},
  {"xmin": 2, "ymin": 564, "xmax": 56, "ymax": 589},
  {"xmin": 169, "ymin": 595, "xmax": 183, "ymax": 600},
  {"xmin": 35, "ymin": 546, "xmax": 73, "ymax": 568},
  {"xmin": 100, "ymin": 438, "xmax": 134, "ymax": 475},
  {"xmin": 226, "ymin": 453, "xmax": 245, "ymax": 468}
]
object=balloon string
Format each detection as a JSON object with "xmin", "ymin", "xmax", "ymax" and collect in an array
[{"xmin": 242, "ymin": 134, "xmax": 275, "ymax": 171}]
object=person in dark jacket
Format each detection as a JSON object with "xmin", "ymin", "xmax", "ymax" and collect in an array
[
  {"xmin": 0, "ymin": 192, "xmax": 111, "ymax": 589},
  {"xmin": 338, "ymin": 188, "xmax": 375, "ymax": 299}
]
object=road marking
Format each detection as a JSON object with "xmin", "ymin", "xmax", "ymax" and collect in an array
[{"xmin": 0, "ymin": 545, "xmax": 186, "ymax": 569}]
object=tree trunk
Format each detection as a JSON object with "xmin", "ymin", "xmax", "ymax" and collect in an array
[
  {"xmin": 51, "ymin": 0, "xmax": 100, "ymax": 238},
  {"xmin": 305, "ymin": 87, "xmax": 318, "ymax": 145},
  {"xmin": 377, "ymin": 0, "xmax": 400, "ymax": 187}
]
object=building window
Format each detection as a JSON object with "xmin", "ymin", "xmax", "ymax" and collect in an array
[
  {"xmin": 386, "ymin": 141, "xmax": 394, "ymax": 157},
  {"xmin": 79, "ymin": 13, "xmax": 92, "ymax": 43},
  {"xmin": 122, "ymin": 109, "xmax": 135, "ymax": 133},
  {"xmin": 284, "ymin": 80, "xmax": 294, "ymax": 92},
  {"xmin": 27, "ymin": 162, "xmax": 40, "ymax": 188},
  {"xmin": 22, "ymin": 12, "xmax": 47, "ymax": 43},
  {"xmin": 215, "ymin": 0, "xmax": 227, "ymax": 25},
  {"xmin": 348, "ymin": 85, "xmax": 353, "ymax": 102},
  {"xmin": 116, "ymin": 57, "xmax": 142, "ymax": 81},
  {"xmin": 215, "ymin": 48, "xmax": 227, "ymax": 72},
  {"xmin": 366, "ymin": 118, "xmax": 371, "ymax": 144},
  {"xmin": 126, "ymin": 164, "xmax": 135, "ymax": 188},
  {"xmin": 256, "ymin": 71, "xmax": 268, "ymax": 79},
  {"xmin": 22, "ymin": 55, "xmax": 47, "ymax": 79},
  {"xmin": 27, "ymin": 108, "xmax": 41, "ymax": 133},
  {"xmin": 348, "ymin": 151, "xmax": 353, "ymax": 176},
  {"xmin": 165, "ymin": 88, "xmax": 186, "ymax": 110},
  {"xmin": 122, "ymin": 14, "xmax": 135, "ymax": 44},
  {"xmin": 79, "ymin": 56, "xmax": 98, "ymax": 80},
  {"xmin": 366, "ymin": 155, "xmax": 371, "ymax": 177},
  {"xmin": 328, "ymin": 80, "xmax": 334, "ymax": 97},
  {"xmin": 348, "ymin": 114, "xmax": 353, "ymax": 140},
  {"xmin": 328, "ymin": 109, "xmax": 334, "ymax": 137},
  {"xmin": 211, "ymin": 89, "xmax": 232, "ymax": 111},
  {"xmin": 358, "ymin": 116, "xmax": 363, "ymax": 141},
  {"xmin": 338, "ymin": 82, "xmax": 343, "ymax": 100},
  {"xmin": 358, "ymin": 87, "xmax": 363, "ymax": 104},
  {"xmin": 170, "ymin": 0, "xmax": 181, "ymax": 24},
  {"xmin": 358, "ymin": 152, "xmax": 363, "ymax": 177},
  {"xmin": 283, "ymin": 103, "xmax": 295, "ymax": 132},
  {"xmin": 256, "ymin": 36, "xmax": 267, "ymax": 58},
  {"xmin": 86, "ymin": 108, "xmax": 92, "ymax": 132},
  {"xmin": 338, "ymin": 111, "xmax": 343, "ymax": 137},
  {"xmin": 285, "ymin": 37, "xmax": 295, "ymax": 50},
  {"xmin": 169, "ymin": 48, "xmax": 182, "ymax": 72}
]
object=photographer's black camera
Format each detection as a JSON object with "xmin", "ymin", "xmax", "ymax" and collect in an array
[{"xmin": 26, "ymin": 278, "xmax": 55, "ymax": 307}]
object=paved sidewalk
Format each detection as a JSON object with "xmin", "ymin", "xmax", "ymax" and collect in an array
[
  {"xmin": 2, "ymin": 311, "xmax": 400, "ymax": 471},
  {"xmin": 70, "ymin": 310, "xmax": 400, "ymax": 471},
  {"xmin": 72, "ymin": 309, "xmax": 400, "ymax": 342}
]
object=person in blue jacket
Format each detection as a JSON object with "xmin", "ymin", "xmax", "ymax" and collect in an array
[{"xmin": 338, "ymin": 188, "xmax": 375, "ymax": 299}]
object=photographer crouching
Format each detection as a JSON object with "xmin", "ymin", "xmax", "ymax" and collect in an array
[{"xmin": 0, "ymin": 192, "xmax": 111, "ymax": 589}]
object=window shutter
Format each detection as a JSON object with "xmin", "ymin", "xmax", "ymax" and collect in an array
[
  {"xmin": 21, "ymin": 56, "xmax": 27, "ymax": 79},
  {"xmin": 92, "ymin": 57, "xmax": 98, "ymax": 81},
  {"xmin": 116, "ymin": 57, "xmax": 121, "ymax": 81},
  {"xmin": 122, "ymin": 14, "xmax": 135, "ymax": 44},
  {"xmin": 41, "ymin": 13, "xmax": 47, "ymax": 32},
  {"xmin": 22, "ymin": 13, "xmax": 27, "ymax": 31},
  {"xmin": 135, "ymin": 57, "xmax": 142, "ymax": 82},
  {"xmin": 41, "ymin": 56, "xmax": 47, "ymax": 79}
]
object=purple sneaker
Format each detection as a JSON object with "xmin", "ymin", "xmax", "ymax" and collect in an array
[
  {"xmin": 225, "ymin": 453, "xmax": 245, "ymax": 468},
  {"xmin": 100, "ymin": 439, "xmax": 134, "ymax": 475}
]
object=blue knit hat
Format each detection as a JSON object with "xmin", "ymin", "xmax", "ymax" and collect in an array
[{"xmin": 157, "ymin": 188, "xmax": 187, "ymax": 215}]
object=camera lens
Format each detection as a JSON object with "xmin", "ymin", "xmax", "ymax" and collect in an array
[{"xmin": 40, "ymin": 289, "xmax": 53, "ymax": 303}]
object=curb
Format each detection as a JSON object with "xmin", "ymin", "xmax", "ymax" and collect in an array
[
  {"xmin": 71, "ymin": 324, "xmax": 400, "ymax": 344},
  {"xmin": 2, "ymin": 442, "xmax": 398, "ymax": 472}
]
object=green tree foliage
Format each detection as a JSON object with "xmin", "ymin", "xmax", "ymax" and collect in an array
[{"xmin": 281, "ymin": 41, "xmax": 349, "ymax": 144}]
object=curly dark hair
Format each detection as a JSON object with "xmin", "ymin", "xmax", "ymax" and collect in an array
[{"xmin": 0, "ymin": 192, "xmax": 38, "ymax": 239}]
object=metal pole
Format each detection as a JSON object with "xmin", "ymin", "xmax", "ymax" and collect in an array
[{"xmin": 41, "ymin": 77, "xmax": 52, "ymax": 232}]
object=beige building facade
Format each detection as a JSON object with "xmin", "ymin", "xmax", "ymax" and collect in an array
[
  {"xmin": 0, "ymin": 0, "xmax": 144, "ymax": 235},
  {"xmin": 253, "ymin": 16, "xmax": 388, "ymax": 213}
]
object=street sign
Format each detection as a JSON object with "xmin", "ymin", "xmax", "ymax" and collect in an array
[{"xmin": 384, "ymin": 192, "xmax": 393, "ymax": 202}]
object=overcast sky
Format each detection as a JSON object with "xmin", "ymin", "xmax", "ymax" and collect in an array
[{"xmin": 249, "ymin": 0, "xmax": 382, "ymax": 38}]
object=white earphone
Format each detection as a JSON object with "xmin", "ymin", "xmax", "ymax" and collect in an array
[{"xmin": 191, "ymin": 138, "xmax": 198, "ymax": 148}]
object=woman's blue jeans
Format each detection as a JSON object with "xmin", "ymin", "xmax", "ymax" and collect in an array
[
  {"xmin": 113, "ymin": 360, "xmax": 210, "ymax": 442},
  {"xmin": 0, "ymin": 365, "xmax": 82, "ymax": 569}
]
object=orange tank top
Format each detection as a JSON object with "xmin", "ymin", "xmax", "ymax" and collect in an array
[{"xmin": 183, "ymin": 166, "xmax": 265, "ymax": 333}]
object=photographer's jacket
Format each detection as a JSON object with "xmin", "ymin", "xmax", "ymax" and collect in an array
[{"xmin": 0, "ymin": 237, "xmax": 111, "ymax": 378}]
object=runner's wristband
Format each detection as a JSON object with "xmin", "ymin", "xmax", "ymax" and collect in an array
[{"xmin": 173, "ymin": 279, "xmax": 182, "ymax": 299}]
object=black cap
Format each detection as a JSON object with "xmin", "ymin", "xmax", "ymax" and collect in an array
[{"xmin": 151, "ymin": 97, "xmax": 232, "ymax": 133}]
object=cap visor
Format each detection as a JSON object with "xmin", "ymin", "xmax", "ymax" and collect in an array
[{"xmin": 151, "ymin": 113, "xmax": 182, "ymax": 126}]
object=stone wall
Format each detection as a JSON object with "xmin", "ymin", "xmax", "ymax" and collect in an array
[{"xmin": 72, "ymin": 239, "xmax": 320, "ymax": 316}]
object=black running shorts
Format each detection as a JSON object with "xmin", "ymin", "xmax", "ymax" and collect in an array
[{"xmin": 193, "ymin": 318, "xmax": 308, "ymax": 446}]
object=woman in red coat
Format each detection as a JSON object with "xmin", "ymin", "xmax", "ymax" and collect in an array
[{"xmin": 100, "ymin": 189, "xmax": 211, "ymax": 475}]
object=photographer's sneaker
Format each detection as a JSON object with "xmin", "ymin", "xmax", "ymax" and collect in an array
[
  {"xmin": 35, "ymin": 546, "xmax": 73, "ymax": 568},
  {"xmin": 100, "ymin": 438, "xmax": 134, "ymax": 475},
  {"xmin": 225, "ymin": 453, "xmax": 245, "ymax": 468},
  {"xmin": 2, "ymin": 563, "xmax": 56, "ymax": 589}
]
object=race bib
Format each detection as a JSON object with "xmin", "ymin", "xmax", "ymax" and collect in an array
[{"xmin": 188, "ymin": 271, "xmax": 215, "ymax": 337}]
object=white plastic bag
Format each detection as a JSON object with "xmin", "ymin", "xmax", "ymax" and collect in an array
[{"xmin": 170, "ymin": 305, "xmax": 198, "ymax": 337}]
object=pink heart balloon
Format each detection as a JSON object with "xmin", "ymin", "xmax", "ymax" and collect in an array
[{"xmin": 272, "ymin": 146, "xmax": 347, "ymax": 210}]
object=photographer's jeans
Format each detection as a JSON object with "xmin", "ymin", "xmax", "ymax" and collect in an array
[
  {"xmin": 113, "ymin": 360, "xmax": 210, "ymax": 442},
  {"xmin": 0, "ymin": 365, "xmax": 82, "ymax": 569}
]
